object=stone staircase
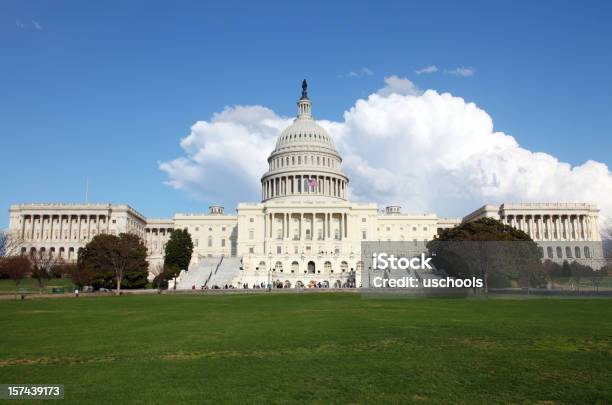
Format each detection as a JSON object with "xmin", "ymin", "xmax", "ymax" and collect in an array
[
  {"xmin": 207, "ymin": 256, "xmax": 243, "ymax": 288},
  {"xmin": 172, "ymin": 256, "xmax": 243, "ymax": 289},
  {"xmin": 174, "ymin": 257, "xmax": 221, "ymax": 289}
]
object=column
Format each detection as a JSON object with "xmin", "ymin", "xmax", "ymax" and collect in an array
[
  {"xmin": 572, "ymin": 216, "xmax": 578, "ymax": 240},
  {"xmin": 344, "ymin": 213, "xmax": 348, "ymax": 238},
  {"xmin": 321, "ymin": 212, "xmax": 325, "ymax": 240},
  {"xmin": 40, "ymin": 215, "xmax": 45, "ymax": 241},
  {"xmin": 51, "ymin": 215, "xmax": 56, "ymax": 241},
  {"xmin": 310, "ymin": 213, "xmax": 314, "ymax": 240},
  {"xmin": 264, "ymin": 213, "xmax": 268, "ymax": 240}
]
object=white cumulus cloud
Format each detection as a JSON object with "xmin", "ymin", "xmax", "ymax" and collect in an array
[
  {"xmin": 416, "ymin": 65, "xmax": 438, "ymax": 75},
  {"xmin": 340, "ymin": 67, "xmax": 374, "ymax": 79},
  {"xmin": 446, "ymin": 67, "xmax": 474, "ymax": 77},
  {"xmin": 377, "ymin": 76, "xmax": 421, "ymax": 96},
  {"xmin": 159, "ymin": 80, "xmax": 612, "ymax": 224}
]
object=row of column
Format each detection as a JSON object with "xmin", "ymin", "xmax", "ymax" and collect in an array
[
  {"xmin": 145, "ymin": 227, "xmax": 173, "ymax": 254},
  {"xmin": 262, "ymin": 175, "xmax": 347, "ymax": 200},
  {"xmin": 264, "ymin": 212, "xmax": 349, "ymax": 241},
  {"xmin": 505, "ymin": 214, "xmax": 598, "ymax": 241},
  {"xmin": 20, "ymin": 214, "xmax": 110, "ymax": 242}
]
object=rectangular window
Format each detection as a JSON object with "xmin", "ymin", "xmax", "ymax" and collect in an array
[
  {"xmin": 194, "ymin": 239, "xmax": 199, "ymax": 247},
  {"xmin": 249, "ymin": 247, "xmax": 254, "ymax": 254},
  {"xmin": 221, "ymin": 239, "xmax": 225, "ymax": 247},
  {"xmin": 208, "ymin": 238, "xmax": 212, "ymax": 247},
  {"xmin": 362, "ymin": 231, "xmax": 367, "ymax": 240},
  {"xmin": 276, "ymin": 246, "xmax": 282, "ymax": 254},
  {"xmin": 249, "ymin": 230, "xmax": 254, "ymax": 240}
]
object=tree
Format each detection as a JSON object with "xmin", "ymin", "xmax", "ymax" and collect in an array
[
  {"xmin": 542, "ymin": 259, "xmax": 562, "ymax": 278},
  {"xmin": 163, "ymin": 229, "xmax": 193, "ymax": 279},
  {"xmin": 561, "ymin": 260, "xmax": 572, "ymax": 277},
  {"xmin": 603, "ymin": 220, "xmax": 612, "ymax": 265},
  {"xmin": 58, "ymin": 262, "xmax": 94, "ymax": 289},
  {"xmin": 29, "ymin": 251, "xmax": 61, "ymax": 294},
  {"xmin": 427, "ymin": 218, "xmax": 543, "ymax": 292},
  {"xmin": 150, "ymin": 263, "xmax": 170, "ymax": 290},
  {"xmin": 79, "ymin": 233, "xmax": 148, "ymax": 295},
  {"xmin": 0, "ymin": 256, "xmax": 31, "ymax": 298},
  {"xmin": 0, "ymin": 230, "xmax": 25, "ymax": 258}
]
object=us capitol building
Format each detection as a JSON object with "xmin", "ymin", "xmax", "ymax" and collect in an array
[{"xmin": 7, "ymin": 81, "xmax": 605, "ymax": 288}]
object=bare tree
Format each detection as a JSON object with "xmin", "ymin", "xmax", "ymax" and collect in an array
[
  {"xmin": 30, "ymin": 251, "xmax": 62, "ymax": 294},
  {"xmin": 0, "ymin": 230, "xmax": 25, "ymax": 258}
]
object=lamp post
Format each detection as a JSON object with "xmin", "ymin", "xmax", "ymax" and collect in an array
[
  {"xmin": 268, "ymin": 267, "xmax": 272, "ymax": 292},
  {"xmin": 267, "ymin": 253, "xmax": 272, "ymax": 291}
]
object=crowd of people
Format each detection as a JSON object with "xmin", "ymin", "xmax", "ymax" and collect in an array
[{"xmin": 190, "ymin": 280, "xmax": 357, "ymax": 290}]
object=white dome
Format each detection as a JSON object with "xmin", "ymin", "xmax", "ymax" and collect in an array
[
  {"xmin": 260, "ymin": 80, "xmax": 349, "ymax": 202},
  {"xmin": 275, "ymin": 118, "xmax": 337, "ymax": 150}
]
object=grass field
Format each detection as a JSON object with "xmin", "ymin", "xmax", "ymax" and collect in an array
[{"xmin": 0, "ymin": 293, "xmax": 610, "ymax": 404}]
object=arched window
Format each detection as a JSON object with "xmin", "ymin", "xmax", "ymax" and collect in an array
[
  {"xmin": 356, "ymin": 261, "xmax": 363, "ymax": 272},
  {"xmin": 547, "ymin": 246, "xmax": 553, "ymax": 259},
  {"xmin": 291, "ymin": 261, "xmax": 299, "ymax": 273},
  {"xmin": 575, "ymin": 247, "xmax": 581, "ymax": 258},
  {"xmin": 340, "ymin": 261, "xmax": 348, "ymax": 273},
  {"xmin": 274, "ymin": 261, "xmax": 283, "ymax": 272},
  {"xmin": 324, "ymin": 261, "xmax": 332, "ymax": 272},
  {"xmin": 584, "ymin": 246, "xmax": 591, "ymax": 258},
  {"xmin": 556, "ymin": 247, "xmax": 563, "ymax": 258},
  {"xmin": 565, "ymin": 246, "xmax": 572, "ymax": 258},
  {"xmin": 257, "ymin": 261, "xmax": 265, "ymax": 271}
]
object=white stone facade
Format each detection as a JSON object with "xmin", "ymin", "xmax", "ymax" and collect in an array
[
  {"xmin": 463, "ymin": 203, "xmax": 604, "ymax": 268},
  {"xmin": 8, "ymin": 203, "xmax": 147, "ymax": 261},
  {"xmin": 5, "ymin": 81, "xmax": 606, "ymax": 281}
]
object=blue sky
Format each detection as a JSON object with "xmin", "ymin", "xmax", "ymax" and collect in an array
[{"xmin": 1, "ymin": 0, "xmax": 612, "ymax": 228}]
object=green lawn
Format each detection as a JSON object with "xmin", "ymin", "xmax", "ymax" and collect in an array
[
  {"xmin": 0, "ymin": 278, "xmax": 74, "ymax": 294},
  {"xmin": 0, "ymin": 293, "xmax": 610, "ymax": 404}
]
